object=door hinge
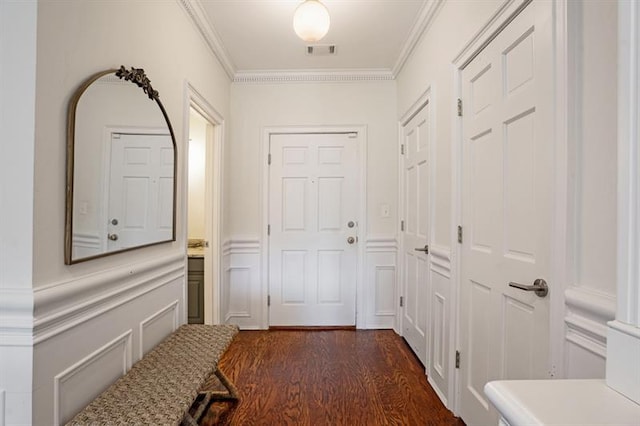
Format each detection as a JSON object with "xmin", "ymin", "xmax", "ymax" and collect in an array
[
  {"xmin": 400, "ymin": 296, "xmax": 404, "ymax": 307},
  {"xmin": 268, "ymin": 153, "xmax": 272, "ymax": 165},
  {"xmin": 267, "ymin": 295, "xmax": 271, "ymax": 306},
  {"xmin": 401, "ymin": 220, "xmax": 405, "ymax": 232},
  {"xmin": 401, "ymin": 144, "xmax": 405, "ymax": 155},
  {"xmin": 457, "ymin": 98, "xmax": 463, "ymax": 117},
  {"xmin": 267, "ymin": 224, "xmax": 271, "ymax": 236},
  {"xmin": 455, "ymin": 350, "xmax": 461, "ymax": 368},
  {"xmin": 457, "ymin": 225, "xmax": 463, "ymax": 244}
]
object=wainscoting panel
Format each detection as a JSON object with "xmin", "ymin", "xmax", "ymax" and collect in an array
[
  {"xmin": 222, "ymin": 239, "xmax": 262, "ymax": 329},
  {"xmin": 427, "ymin": 244, "xmax": 451, "ymax": 406},
  {"xmin": 32, "ymin": 254, "xmax": 186, "ymax": 425},
  {"xmin": 365, "ymin": 237, "xmax": 398, "ymax": 329},
  {"xmin": 139, "ymin": 300, "xmax": 179, "ymax": 359},
  {"xmin": 53, "ymin": 331, "xmax": 132, "ymax": 426},
  {"xmin": 564, "ymin": 287, "xmax": 615, "ymax": 378}
]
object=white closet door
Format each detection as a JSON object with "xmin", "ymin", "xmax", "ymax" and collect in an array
[
  {"xmin": 401, "ymin": 103, "xmax": 430, "ymax": 366},
  {"xmin": 459, "ymin": 2, "xmax": 554, "ymax": 425}
]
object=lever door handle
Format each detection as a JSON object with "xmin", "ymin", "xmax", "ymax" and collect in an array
[
  {"xmin": 509, "ymin": 278, "xmax": 548, "ymax": 298},
  {"xmin": 414, "ymin": 245, "xmax": 429, "ymax": 254}
]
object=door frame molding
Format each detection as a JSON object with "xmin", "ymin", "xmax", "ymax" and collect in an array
[
  {"xmin": 450, "ymin": 0, "xmax": 569, "ymax": 415},
  {"xmin": 261, "ymin": 125, "xmax": 368, "ymax": 329},
  {"xmin": 183, "ymin": 81, "xmax": 225, "ymax": 325}
]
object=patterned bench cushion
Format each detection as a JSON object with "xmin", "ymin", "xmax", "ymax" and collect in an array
[{"xmin": 67, "ymin": 324, "xmax": 239, "ymax": 426}]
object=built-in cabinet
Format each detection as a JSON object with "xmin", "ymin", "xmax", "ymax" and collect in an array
[{"xmin": 187, "ymin": 257, "xmax": 204, "ymax": 324}]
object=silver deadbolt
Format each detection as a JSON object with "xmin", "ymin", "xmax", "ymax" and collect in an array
[
  {"xmin": 111, "ymin": 218, "xmax": 118, "ymax": 226},
  {"xmin": 348, "ymin": 221, "xmax": 355, "ymax": 228},
  {"xmin": 108, "ymin": 233, "xmax": 119, "ymax": 241},
  {"xmin": 508, "ymin": 278, "xmax": 548, "ymax": 298},
  {"xmin": 347, "ymin": 236, "xmax": 355, "ymax": 244}
]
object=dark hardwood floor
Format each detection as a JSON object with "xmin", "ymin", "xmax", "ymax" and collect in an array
[{"xmin": 200, "ymin": 330, "xmax": 464, "ymax": 425}]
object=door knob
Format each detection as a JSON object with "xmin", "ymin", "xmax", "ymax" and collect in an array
[
  {"xmin": 108, "ymin": 233, "xmax": 119, "ymax": 241},
  {"xmin": 347, "ymin": 237, "xmax": 355, "ymax": 244},
  {"xmin": 414, "ymin": 245, "xmax": 429, "ymax": 254},
  {"xmin": 509, "ymin": 278, "xmax": 548, "ymax": 298}
]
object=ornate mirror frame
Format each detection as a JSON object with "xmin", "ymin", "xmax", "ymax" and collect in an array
[{"xmin": 65, "ymin": 66, "xmax": 177, "ymax": 264}]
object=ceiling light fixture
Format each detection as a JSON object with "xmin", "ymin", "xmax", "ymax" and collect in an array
[{"xmin": 293, "ymin": 0, "xmax": 330, "ymax": 42}]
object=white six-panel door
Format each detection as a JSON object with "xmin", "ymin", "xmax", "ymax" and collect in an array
[
  {"xmin": 268, "ymin": 133, "xmax": 359, "ymax": 326},
  {"xmin": 107, "ymin": 133, "xmax": 174, "ymax": 251},
  {"xmin": 458, "ymin": 2, "xmax": 553, "ymax": 425},
  {"xmin": 401, "ymin": 104, "xmax": 430, "ymax": 365}
]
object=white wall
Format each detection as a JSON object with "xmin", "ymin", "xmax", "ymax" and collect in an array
[
  {"xmin": 225, "ymin": 80, "xmax": 398, "ymax": 329},
  {"xmin": 228, "ymin": 81, "xmax": 398, "ymax": 236},
  {"xmin": 397, "ymin": 0, "xmax": 503, "ymax": 249},
  {"xmin": 0, "ymin": 1, "xmax": 38, "ymax": 424},
  {"xmin": 563, "ymin": 0, "xmax": 618, "ymax": 379},
  {"xmin": 1, "ymin": 0, "xmax": 232, "ymax": 424}
]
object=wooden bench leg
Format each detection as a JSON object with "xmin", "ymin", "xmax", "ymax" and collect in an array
[
  {"xmin": 212, "ymin": 368, "xmax": 240, "ymax": 400},
  {"xmin": 196, "ymin": 367, "xmax": 239, "ymax": 402}
]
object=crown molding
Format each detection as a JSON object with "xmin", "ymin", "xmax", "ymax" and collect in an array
[
  {"xmin": 177, "ymin": 0, "xmax": 236, "ymax": 80},
  {"xmin": 179, "ymin": 0, "xmax": 441, "ymax": 83},
  {"xmin": 391, "ymin": 0, "xmax": 445, "ymax": 77},
  {"xmin": 233, "ymin": 69, "xmax": 395, "ymax": 83}
]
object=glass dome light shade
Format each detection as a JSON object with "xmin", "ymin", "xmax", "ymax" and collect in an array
[{"xmin": 293, "ymin": 0, "xmax": 331, "ymax": 42}]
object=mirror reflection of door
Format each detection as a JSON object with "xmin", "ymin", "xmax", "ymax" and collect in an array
[
  {"xmin": 187, "ymin": 109, "xmax": 210, "ymax": 324},
  {"xmin": 106, "ymin": 132, "xmax": 173, "ymax": 251}
]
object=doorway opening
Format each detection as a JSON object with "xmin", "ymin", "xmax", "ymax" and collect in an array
[{"xmin": 186, "ymin": 94, "xmax": 224, "ymax": 325}]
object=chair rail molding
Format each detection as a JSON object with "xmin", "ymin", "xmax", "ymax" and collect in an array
[
  {"xmin": 429, "ymin": 244, "xmax": 451, "ymax": 279},
  {"xmin": 32, "ymin": 252, "xmax": 185, "ymax": 343},
  {"xmin": 564, "ymin": 285, "xmax": 615, "ymax": 369},
  {"xmin": 0, "ymin": 287, "xmax": 34, "ymax": 346}
]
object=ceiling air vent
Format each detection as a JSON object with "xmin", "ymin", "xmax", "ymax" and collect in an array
[{"xmin": 306, "ymin": 45, "xmax": 336, "ymax": 56}]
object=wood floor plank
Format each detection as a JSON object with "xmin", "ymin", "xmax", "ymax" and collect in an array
[{"xmin": 201, "ymin": 330, "xmax": 465, "ymax": 425}]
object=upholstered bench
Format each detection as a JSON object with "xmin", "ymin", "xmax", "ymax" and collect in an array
[{"xmin": 67, "ymin": 324, "xmax": 239, "ymax": 425}]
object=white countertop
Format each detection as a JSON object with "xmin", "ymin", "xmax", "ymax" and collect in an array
[{"xmin": 485, "ymin": 379, "xmax": 640, "ymax": 426}]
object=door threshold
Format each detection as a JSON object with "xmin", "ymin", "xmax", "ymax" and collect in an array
[{"xmin": 268, "ymin": 326, "xmax": 356, "ymax": 331}]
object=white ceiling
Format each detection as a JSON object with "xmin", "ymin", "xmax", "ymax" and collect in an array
[{"xmin": 197, "ymin": 0, "xmax": 429, "ymax": 75}]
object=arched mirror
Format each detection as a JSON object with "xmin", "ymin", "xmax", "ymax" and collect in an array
[{"xmin": 65, "ymin": 66, "xmax": 177, "ymax": 264}]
